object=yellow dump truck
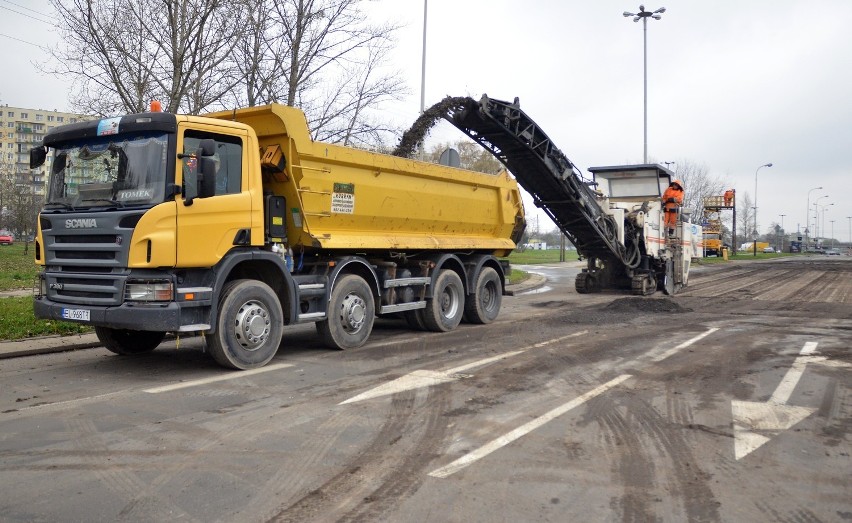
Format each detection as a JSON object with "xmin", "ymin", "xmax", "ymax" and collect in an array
[{"xmin": 29, "ymin": 104, "xmax": 525, "ymax": 369}]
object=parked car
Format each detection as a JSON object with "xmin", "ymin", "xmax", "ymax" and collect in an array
[
  {"xmin": 762, "ymin": 246, "xmax": 775, "ymax": 253},
  {"xmin": 0, "ymin": 232, "xmax": 13, "ymax": 246},
  {"xmin": 826, "ymin": 248, "xmax": 841, "ymax": 256}
]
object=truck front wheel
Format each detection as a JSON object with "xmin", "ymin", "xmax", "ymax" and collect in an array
[
  {"xmin": 208, "ymin": 280, "xmax": 283, "ymax": 370},
  {"xmin": 317, "ymin": 274, "xmax": 375, "ymax": 349},
  {"xmin": 464, "ymin": 267, "xmax": 502, "ymax": 324},
  {"xmin": 96, "ymin": 327, "xmax": 164, "ymax": 355},
  {"xmin": 424, "ymin": 269, "xmax": 465, "ymax": 332}
]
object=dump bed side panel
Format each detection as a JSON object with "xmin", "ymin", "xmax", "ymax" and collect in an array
[{"xmin": 205, "ymin": 104, "xmax": 524, "ymax": 254}]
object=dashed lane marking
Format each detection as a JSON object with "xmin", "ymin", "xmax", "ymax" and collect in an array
[
  {"xmin": 339, "ymin": 331, "xmax": 588, "ymax": 405},
  {"xmin": 144, "ymin": 363, "xmax": 294, "ymax": 393},
  {"xmin": 428, "ymin": 374, "xmax": 633, "ymax": 478},
  {"xmin": 651, "ymin": 327, "xmax": 719, "ymax": 362}
]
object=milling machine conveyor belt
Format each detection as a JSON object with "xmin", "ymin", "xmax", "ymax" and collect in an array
[{"xmin": 444, "ymin": 95, "xmax": 635, "ymax": 266}]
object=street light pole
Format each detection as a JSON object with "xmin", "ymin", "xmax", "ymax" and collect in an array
[
  {"xmin": 779, "ymin": 214, "xmax": 786, "ymax": 252},
  {"xmin": 753, "ymin": 163, "xmax": 773, "ymax": 256},
  {"xmin": 830, "ymin": 220, "xmax": 835, "ymax": 249},
  {"xmin": 847, "ymin": 216, "xmax": 851, "ymax": 250},
  {"xmin": 813, "ymin": 195, "xmax": 828, "ymax": 247},
  {"xmin": 821, "ymin": 203, "xmax": 833, "ymax": 249},
  {"xmin": 805, "ymin": 186, "xmax": 823, "ymax": 249},
  {"xmin": 623, "ymin": 5, "xmax": 665, "ymax": 164}
]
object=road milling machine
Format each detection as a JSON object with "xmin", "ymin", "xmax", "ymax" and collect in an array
[{"xmin": 440, "ymin": 95, "xmax": 702, "ymax": 296}]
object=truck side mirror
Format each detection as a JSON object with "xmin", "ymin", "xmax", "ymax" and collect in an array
[
  {"xmin": 30, "ymin": 146, "xmax": 47, "ymax": 168},
  {"xmin": 196, "ymin": 139, "xmax": 217, "ymax": 198},
  {"xmin": 198, "ymin": 157, "xmax": 217, "ymax": 198}
]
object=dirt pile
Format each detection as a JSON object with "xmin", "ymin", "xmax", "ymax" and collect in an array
[{"xmin": 604, "ymin": 297, "xmax": 689, "ymax": 313}]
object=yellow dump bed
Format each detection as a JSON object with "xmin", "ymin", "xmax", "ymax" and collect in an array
[{"xmin": 207, "ymin": 104, "xmax": 524, "ymax": 256}]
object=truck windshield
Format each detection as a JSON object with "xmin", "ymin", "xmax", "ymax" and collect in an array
[{"xmin": 45, "ymin": 132, "xmax": 169, "ymax": 208}]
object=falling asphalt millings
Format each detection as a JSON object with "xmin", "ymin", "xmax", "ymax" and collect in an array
[{"xmin": 392, "ymin": 96, "xmax": 472, "ymax": 158}]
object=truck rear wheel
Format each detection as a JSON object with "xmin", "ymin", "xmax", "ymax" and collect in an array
[
  {"xmin": 208, "ymin": 279, "xmax": 283, "ymax": 370},
  {"xmin": 423, "ymin": 269, "xmax": 465, "ymax": 332},
  {"xmin": 317, "ymin": 274, "xmax": 375, "ymax": 349},
  {"xmin": 464, "ymin": 267, "xmax": 502, "ymax": 324},
  {"xmin": 96, "ymin": 327, "xmax": 164, "ymax": 355}
]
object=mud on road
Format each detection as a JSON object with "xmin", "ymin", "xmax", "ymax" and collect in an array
[{"xmin": 0, "ymin": 256, "xmax": 849, "ymax": 522}]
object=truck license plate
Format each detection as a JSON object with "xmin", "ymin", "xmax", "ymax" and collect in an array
[{"xmin": 62, "ymin": 308, "xmax": 91, "ymax": 322}]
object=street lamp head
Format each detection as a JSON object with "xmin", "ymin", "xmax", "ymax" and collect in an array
[
  {"xmin": 765, "ymin": 163, "xmax": 773, "ymax": 168},
  {"xmin": 634, "ymin": 16, "xmax": 640, "ymax": 22},
  {"xmin": 639, "ymin": 4, "xmax": 646, "ymax": 11},
  {"xmin": 654, "ymin": 7, "xmax": 666, "ymax": 13},
  {"xmin": 623, "ymin": 11, "xmax": 634, "ymax": 17},
  {"xmin": 652, "ymin": 14, "xmax": 661, "ymax": 19}
]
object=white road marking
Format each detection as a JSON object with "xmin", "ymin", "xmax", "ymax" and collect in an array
[
  {"xmin": 732, "ymin": 341, "xmax": 819, "ymax": 460},
  {"xmin": 428, "ymin": 374, "xmax": 632, "ymax": 478},
  {"xmin": 769, "ymin": 342, "xmax": 818, "ymax": 404},
  {"xmin": 143, "ymin": 363, "xmax": 294, "ymax": 393},
  {"xmin": 340, "ymin": 331, "xmax": 587, "ymax": 405},
  {"xmin": 651, "ymin": 327, "xmax": 719, "ymax": 362}
]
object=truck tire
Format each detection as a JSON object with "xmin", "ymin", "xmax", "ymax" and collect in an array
[
  {"xmin": 208, "ymin": 279, "xmax": 283, "ymax": 370},
  {"xmin": 464, "ymin": 267, "xmax": 502, "ymax": 324},
  {"xmin": 423, "ymin": 269, "xmax": 465, "ymax": 332},
  {"xmin": 96, "ymin": 327, "xmax": 164, "ymax": 355},
  {"xmin": 317, "ymin": 274, "xmax": 375, "ymax": 349}
]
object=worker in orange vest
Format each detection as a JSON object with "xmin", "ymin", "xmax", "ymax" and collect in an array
[
  {"xmin": 662, "ymin": 179, "xmax": 684, "ymax": 236},
  {"xmin": 724, "ymin": 188, "xmax": 734, "ymax": 207}
]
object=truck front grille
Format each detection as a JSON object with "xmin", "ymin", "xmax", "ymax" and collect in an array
[{"xmin": 42, "ymin": 221, "xmax": 132, "ymax": 306}]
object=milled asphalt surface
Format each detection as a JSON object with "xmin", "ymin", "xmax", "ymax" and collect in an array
[{"xmin": 0, "ymin": 273, "xmax": 549, "ymax": 360}]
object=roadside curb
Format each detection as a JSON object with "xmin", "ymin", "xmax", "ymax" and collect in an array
[
  {"xmin": 0, "ymin": 333, "xmax": 100, "ymax": 360},
  {"xmin": 506, "ymin": 273, "xmax": 547, "ymax": 295}
]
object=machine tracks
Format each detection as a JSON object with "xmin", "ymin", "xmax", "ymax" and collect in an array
[{"xmin": 683, "ymin": 259, "xmax": 852, "ymax": 307}]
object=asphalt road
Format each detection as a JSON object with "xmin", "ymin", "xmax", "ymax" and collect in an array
[{"xmin": 1, "ymin": 256, "xmax": 849, "ymax": 522}]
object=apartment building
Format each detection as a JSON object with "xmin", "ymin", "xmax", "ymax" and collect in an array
[{"xmin": 0, "ymin": 105, "xmax": 88, "ymax": 196}]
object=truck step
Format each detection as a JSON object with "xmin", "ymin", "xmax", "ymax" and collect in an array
[
  {"xmin": 380, "ymin": 301, "xmax": 427, "ymax": 314},
  {"xmin": 384, "ymin": 277, "xmax": 430, "ymax": 288},
  {"xmin": 297, "ymin": 312, "xmax": 327, "ymax": 322},
  {"xmin": 297, "ymin": 283, "xmax": 327, "ymax": 298}
]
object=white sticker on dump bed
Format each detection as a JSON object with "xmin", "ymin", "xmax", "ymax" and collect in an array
[{"xmin": 331, "ymin": 182, "xmax": 355, "ymax": 214}]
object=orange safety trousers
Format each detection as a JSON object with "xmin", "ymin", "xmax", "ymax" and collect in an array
[{"xmin": 664, "ymin": 208, "xmax": 678, "ymax": 228}]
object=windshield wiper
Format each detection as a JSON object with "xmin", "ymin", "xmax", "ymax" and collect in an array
[
  {"xmin": 79, "ymin": 198, "xmax": 126, "ymax": 208},
  {"xmin": 45, "ymin": 202, "xmax": 76, "ymax": 211}
]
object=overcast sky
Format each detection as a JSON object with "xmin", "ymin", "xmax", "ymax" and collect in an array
[{"xmin": 1, "ymin": 0, "xmax": 850, "ymax": 241}]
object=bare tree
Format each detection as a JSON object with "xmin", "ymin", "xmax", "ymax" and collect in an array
[
  {"xmin": 269, "ymin": 0, "xmax": 405, "ymax": 145},
  {"xmin": 424, "ymin": 139, "xmax": 504, "ymax": 175},
  {"xmin": 669, "ymin": 159, "xmax": 726, "ymax": 217},
  {"xmin": 230, "ymin": 0, "xmax": 284, "ymax": 107},
  {"xmin": 0, "ymin": 158, "xmax": 15, "ymax": 231},
  {"xmin": 46, "ymin": 0, "xmax": 406, "ymax": 146},
  {"xmin": 737, "ymin": 192, "xmax": 755, "ymax": 247},
  {"xmin": 48, "ymin": 0, "xmax": 247, "ymax": 115}
]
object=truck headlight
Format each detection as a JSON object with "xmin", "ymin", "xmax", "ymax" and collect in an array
[{"xmin": 125, "ymin": 281, "xmax": 174, "ymax": 302}]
